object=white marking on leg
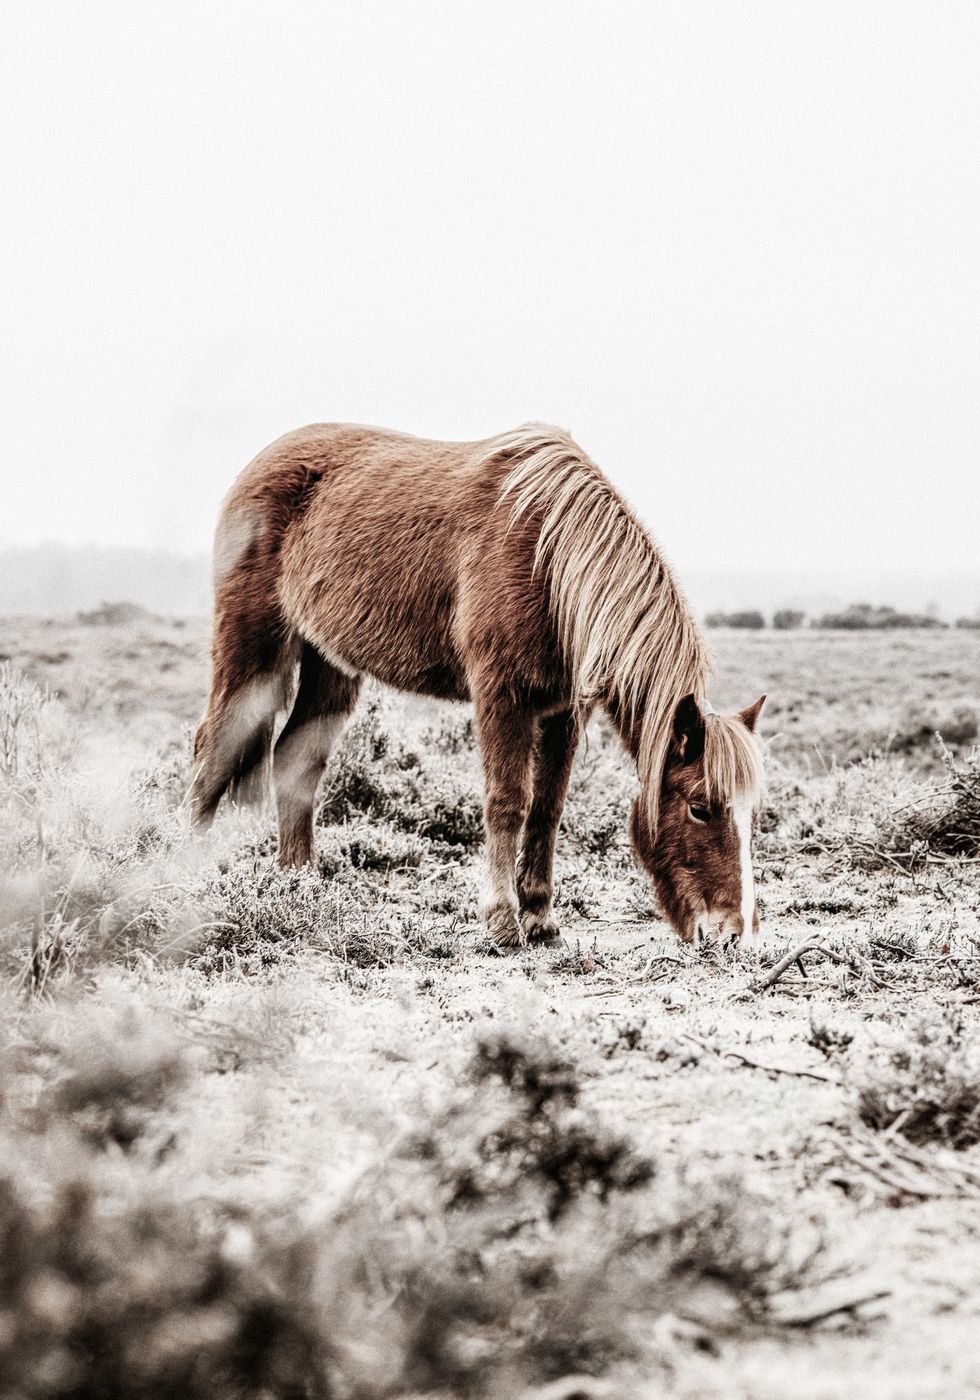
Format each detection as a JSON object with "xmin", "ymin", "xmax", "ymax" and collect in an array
[
  {"xmin": 275, "ymin": 713, "xmax": 345, "ymax": 803},
  {"xmin": 732, "ymin": 796, "xmax": 757, "ymax": 938},
  {"xmin": 481, "ymin": 844, "xmax": 517, "ymax": 913}
]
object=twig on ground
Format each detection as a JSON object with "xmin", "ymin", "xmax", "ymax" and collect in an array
[
  {"xmin": 640, "ymin": 951, "xmax": 689, "ymax": 977},
  {"xmin": 749, "ymin": 940, "xmax": 853, "ymax": 994},
  {"xmin": 683, "ymin": 1033, "xmax": 841, "ymax": 1086},
  {"xmin": 771, "ymin": 1287, "xmax": 892, "ymax": 1328}
]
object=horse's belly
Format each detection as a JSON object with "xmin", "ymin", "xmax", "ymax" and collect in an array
[
  {"xmin": 282, "ymin": 528, "xmax": 469, "ymax": 700},
  {"xmin": 320, "ymin": 631, "xmax": 469, "ymax": 701}
]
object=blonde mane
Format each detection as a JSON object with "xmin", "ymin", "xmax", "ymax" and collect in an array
[
  {"xmin": 701, "ymin": 711, "xmax": 765, "ymax": 809},
  {"xmin": 486, "ymin": 423, "xmax": 763, "ymax": 832}
]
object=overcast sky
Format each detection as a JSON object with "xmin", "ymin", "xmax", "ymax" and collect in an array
[{"xmin": 2, "ymin": 1, "xmax": 978, "ymax": 581}]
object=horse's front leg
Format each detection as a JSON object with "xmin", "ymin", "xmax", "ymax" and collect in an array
[
  {"xmin": 517, "ymin": 708, "xmax": 579, "ymax": 942},
  {"xmin": 474, "ymin": 686, "xmax": 536, "ymax": 947}
]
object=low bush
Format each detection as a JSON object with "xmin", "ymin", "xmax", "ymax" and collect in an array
[
  {"xmin": 850, "ymin": 745, "xmax": 980, "ymax": 870},
  {"xmin": 823, "ymin": 703, "xmax": 979, "ymax": 769},
  {"xmin": 0, "ymin": 1175, "xmax": 328, "ymax": 1400},
  {"xmin": 850, "ymin": 1012, "xmax": 980, "ymax": 1149},
  {"xmin": 0, "ymin": 662, "xmax": 75, "ymax": 789},
  {"xmin": 320, "ymin": 699, "xmax": 637, "ymax": 866},
  {"xmin": 890, "ymin": 746, "xmax": 980, "ymax": 860},
  {"xmin": 76, "ymin": 600, "xmax": 151, "ymax": 627},
  {"xmin": 190, "ymin": 861, "xmax": 446, "ymax": 974},
  {"xmin": 444, "ymin": 1034, "xmax": 654, "ymax": 1220},
  {"xmin": 318, "ymin": 698, "xmax": 483, "ymax": 849},
  {"xmin": 879, "ymin": 704, "xmax": 977, "ymax": 756},
  {"xmin": 0, "ymin": 1030, "xmax": 830, "ymax": 1398},
  {"xmin": 762, "ymin": 744, "xmax": 980, "ymax": 873}
]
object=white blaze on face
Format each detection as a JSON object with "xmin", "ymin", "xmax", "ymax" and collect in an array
[{"xmin": 731, "ymin": 796, "xmax": 757, "ymax": 937}]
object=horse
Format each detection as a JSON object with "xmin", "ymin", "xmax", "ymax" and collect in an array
[{"xmin": 189, "ymin": 422, "xmax": 766, "ymax": 947}]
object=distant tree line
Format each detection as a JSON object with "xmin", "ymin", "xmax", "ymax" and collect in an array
[{"xmin": 706, "ymin": 603, "xmax": 980, "ymax": 630}]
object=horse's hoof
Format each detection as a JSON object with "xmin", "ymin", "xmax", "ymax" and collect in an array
[
  {"xmin": 522, "ymin": 911, "xmax": 561, "ymax": 944},
  {"xmin": 487, "ymin": 906, "xmax": 526, "ymax": 949}
]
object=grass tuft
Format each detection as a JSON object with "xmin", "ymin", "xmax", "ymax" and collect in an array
[{"xmin": 851, "ymin": 1011, "xmax": 980, "ymax": 1149}]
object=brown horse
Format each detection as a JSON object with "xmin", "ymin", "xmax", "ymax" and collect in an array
[{"xmin": 190, "ymin": 423, "xmax": 766, "ymax": 946}]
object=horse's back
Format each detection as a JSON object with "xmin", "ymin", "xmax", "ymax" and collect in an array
[{"xmin": 220, "ymin": 423, "xmax": 538, "ymax": 698}]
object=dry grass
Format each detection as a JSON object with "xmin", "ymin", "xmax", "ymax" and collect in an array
[
  {"xmin": 850, "ymin": 1011, "xmax": 980, "ymax": 1149},
  {"xmin": 0, "ymin": 1018, "xmax": 829, "ymax": 1400},
  {"xmin": 0, "ymin": 617, "xmax": 978, "ymax": 1397}
]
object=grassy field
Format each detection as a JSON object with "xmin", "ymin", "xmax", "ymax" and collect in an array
[{"xmin": 1, "ymin": 617, "xmax": 979, "ymax": 1399}]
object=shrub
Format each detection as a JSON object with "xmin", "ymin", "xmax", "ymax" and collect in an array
[
  {"xmin": 445, "ymin": 1034, "xmax": 654, "ymax": 1221},
  {"xmin": 772, "ymin": 608, "xmax": 805, "ymax": 630},
  {"xmin": 76, "ymin": 600, "xmax": 150, "ymax": 626},
  {"xmin": 705, "ymin": 610, "xmax": 766, "ymax": 629},
  {"xmin": 561, "ymin": 714, "xmax": 636, "ymax": 861},
  {"xmin": 860, "ymin": 745, "xmax": 980, "ymax": 868},
  {"xmin": 0, "ymin": 1176, "xmax": 328, "ymax": 1400},
  {"xmin": 338, "ymin": 1032, "xmax": 828, "ymax": 1387},
  {"xmin": 318, "ymin": 698, "xmax": 484, "ymax": 849},
  {"xmin": 0, "ymin": 1031, "xmax": 831, "ymax": 1398},
  {"xmin": 886, "ymin": 704, "xmax": 978, "ymax": 755},
  {"xmin": 850, "ymin": 1012, "xmax": 980, "ymax": 1149},
  {"xmin": 774, "ymin": 744, "xmax": 980, "ymax": 874},
  {"xmin": 808, "ymin": 1015, "xmax": 855, "ymax": 1059},
  {"xmin": 192, "ymin": 861, "xmax": 409, "ymax": 973},
  {"xmin": 0, "ymin": 662, "xmax": 74, "ymax": 788},
  {"xmin": 24, "ymin": 993, "xmax": 189, "ymax": 1151}
]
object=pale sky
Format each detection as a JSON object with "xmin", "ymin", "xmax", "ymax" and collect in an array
[{"xmin": 2, "ymin": 1, "xmax": 978, "ymax": 579}]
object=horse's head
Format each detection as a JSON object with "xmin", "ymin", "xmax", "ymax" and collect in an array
[{"xmin": 631, "ymin": 693, "xmax": 766, "ymax": 942}]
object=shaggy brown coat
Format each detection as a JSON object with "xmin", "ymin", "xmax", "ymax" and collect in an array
[{"xmin": 190, "ymin": 423, "xmax": 764, "ymax": 945}]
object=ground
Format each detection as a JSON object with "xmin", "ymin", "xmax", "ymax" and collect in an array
[{"xmin": 0, "ymin": 618, "xmax": 979, "ymax": 1399}]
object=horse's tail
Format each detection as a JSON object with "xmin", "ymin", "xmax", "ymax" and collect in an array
[{"xmin": 188, "ymin": 448, "xmax": 322, "ymax": 823}]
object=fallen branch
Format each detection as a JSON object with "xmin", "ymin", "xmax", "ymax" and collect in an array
[
  {"xmin": 683, "ymin": 1034, "xmax": 841, "ymax": 1086},
  {"xmin": 750, "ymin": 940, "xmax": 852, "ymax": 993},
  {"xmin": 771, "ymin": 1286, "xmax": 891, "ymax": 1328}
]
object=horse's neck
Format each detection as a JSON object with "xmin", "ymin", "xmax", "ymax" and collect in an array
[{"xmin": 604, "ymin": 692, "xmax": 643, "ymax": 761}]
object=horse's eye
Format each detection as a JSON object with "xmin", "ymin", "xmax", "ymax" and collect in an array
[{"xmin": 688, "ymin": 803, "xmax": 711, "ymax": 824}]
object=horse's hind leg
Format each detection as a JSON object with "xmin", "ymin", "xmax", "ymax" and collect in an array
[
  {"xmin": 517, "ymin": 708, "xmax": 580, "ymax": 943},
  {"xmin": 274, "ymin": 644, "xmax": 361, "ymax": 868},
  {"xmin": 473, "ymin": 683, "xmax": 536, "ymax": 947}
]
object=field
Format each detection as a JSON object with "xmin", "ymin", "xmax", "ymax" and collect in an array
[{"xmin": 1, "ymin": 617, "xmax": 979, "ymax": 1399}]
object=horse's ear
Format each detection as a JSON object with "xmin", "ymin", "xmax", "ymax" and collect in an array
[
  {"xmin": 672, "ymin": 693, "xmax": 706, "ymax": 762},
  {"xmin": 739, "ymin": 694, "xmax": 767, "ymax": 733}
]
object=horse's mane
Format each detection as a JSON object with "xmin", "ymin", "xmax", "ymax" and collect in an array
[
  {"xmin": 484, "ymin": 423, "xmax": 763, "ymax": 833},
  {"xmin": 700, "ymin": 710, "xmax": 765, "ymax": 811}
]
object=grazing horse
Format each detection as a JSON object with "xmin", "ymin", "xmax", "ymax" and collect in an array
[{"xmin": 190, "ymin": 423, "xmax": 766, "ymax": 946}]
